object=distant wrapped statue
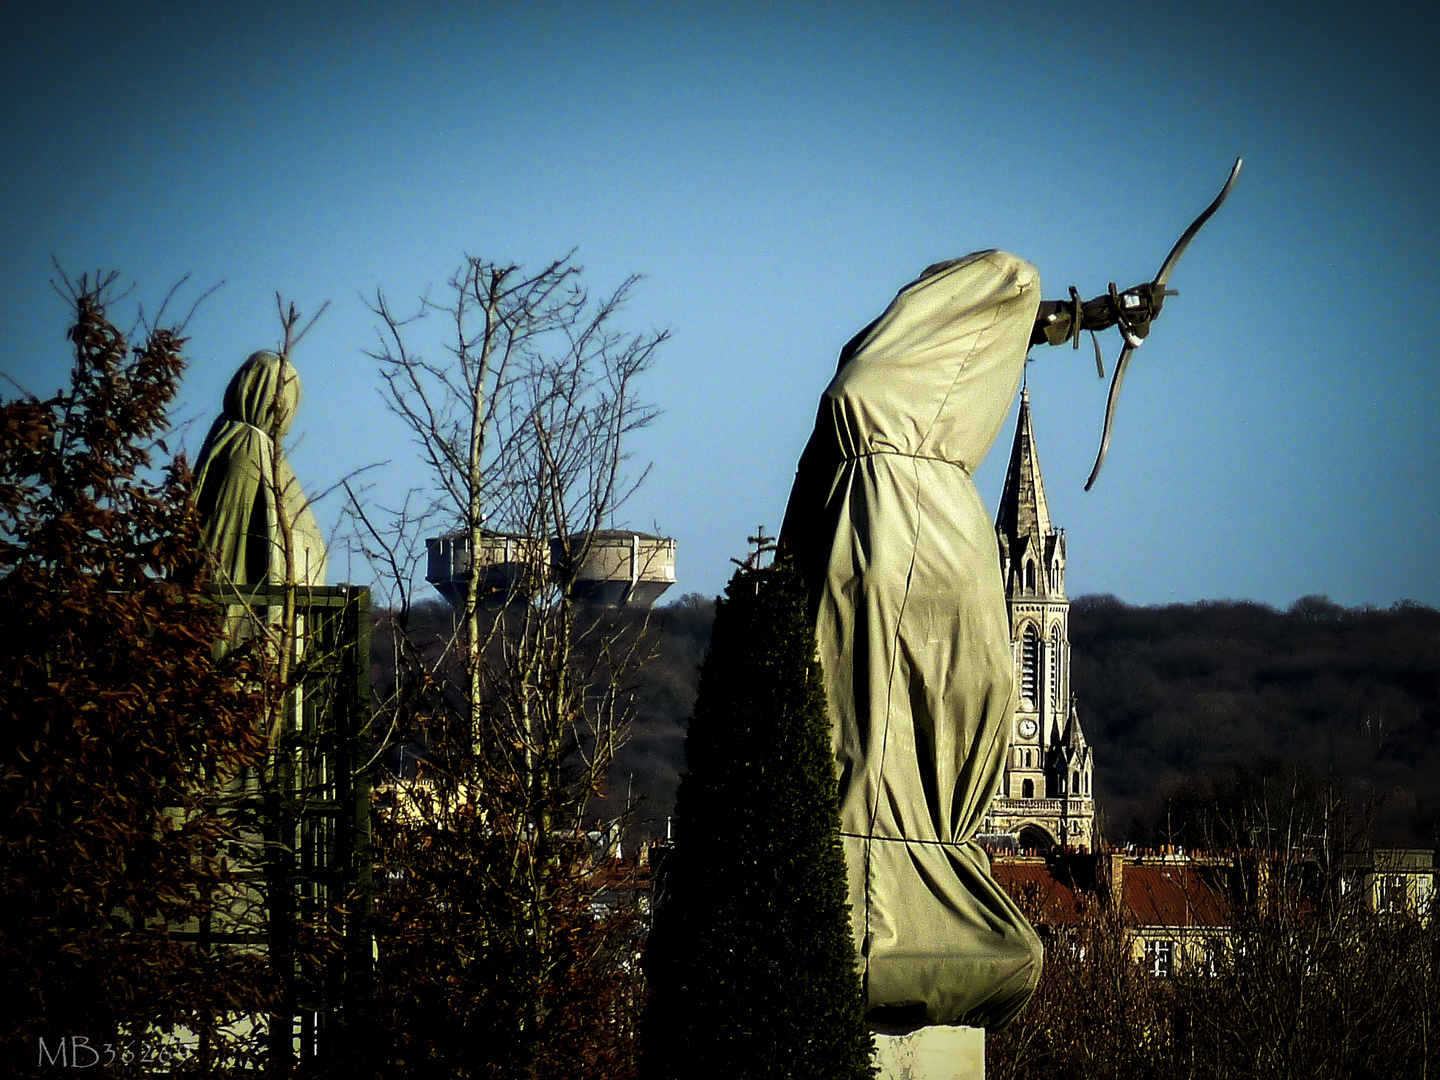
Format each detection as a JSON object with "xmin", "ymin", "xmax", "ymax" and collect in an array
[{"xmin": 193, "ymin": 350, "xmax": 328, "ymax": 588}]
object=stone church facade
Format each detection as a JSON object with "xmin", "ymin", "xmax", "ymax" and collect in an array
[{"xmin": 982, "ymin": 389, "xmax": 1097, "ymax": 852}]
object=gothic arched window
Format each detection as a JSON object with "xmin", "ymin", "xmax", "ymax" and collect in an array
[
  {"xmin": 1024, "ymin": 560, "xmax": 1036, "ymax": 593},
  {"xmin": 1050, "ymin": 625, "xmax": 1063, "ymax": 710},
  {"xmin": 1021, "ymin": 624, "xmax": 1039, "ymax": 708}
]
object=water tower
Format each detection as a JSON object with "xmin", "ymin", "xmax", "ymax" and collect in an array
[{"xmin": 426, "ymin": 529, "xmax": 676, "ymax": 607}]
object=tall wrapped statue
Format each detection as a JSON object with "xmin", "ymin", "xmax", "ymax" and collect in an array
[
  {"xmin": 780, "ymin": 251, "xmax": 1044, "ymax": 1028},
  {"xmin": 192, "ymin": 350, "xmax": 328, "ymax": 588},
  {"xmin": 780, "ymin": 163, "xmax": 1240, "ymax": 1030}
]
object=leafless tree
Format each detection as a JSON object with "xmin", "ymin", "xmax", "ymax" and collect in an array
[
  {"xmin": 988, "ymin": 784, "xmax": 1439, "ymax": 1080},
  {"xmin": 349, "ymin": 251, "xmax": 668, "ymax": 1077},
  {"xmin": 363, "ymin": 249, "xmax": 665, "ymax": 825}
]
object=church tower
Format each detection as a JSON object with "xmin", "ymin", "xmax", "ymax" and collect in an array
[{"xmin": 984, "ymin": 389, "xmax": 1097, "ymax": 851}]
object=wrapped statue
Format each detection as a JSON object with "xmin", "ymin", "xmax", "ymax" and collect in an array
[
  {"xmin": 779, "ymin": 163, "xmax": 1240, "ymax": 1028},
  {"xmin": 193, "ymin": 350, "xmax": 328, "ymax": 588}
]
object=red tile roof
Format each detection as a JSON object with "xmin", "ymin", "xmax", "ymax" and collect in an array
[
  {"xmin": 1123, "ymin": 864, "xmax": 1229, "ymax": 928},
  {"xmin": 992, "ymin": 861, "xmax": 1092, "ymax": 926}
]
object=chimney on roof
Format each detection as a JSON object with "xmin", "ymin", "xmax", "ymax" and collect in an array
[{"xmin": 1106, "ymin": 852, "xmax": 1126, "ymax": 911}]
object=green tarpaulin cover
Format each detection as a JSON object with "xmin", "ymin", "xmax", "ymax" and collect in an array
[
  {"xmin": 193, "ymin": 350, "xmax": 328, "ymax": 588},
  {"xmin": 781, "ymin": 250, "xmax": 1043, "ymax": 1028}
]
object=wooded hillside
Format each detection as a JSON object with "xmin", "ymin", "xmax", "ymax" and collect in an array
[
  {"xmin": 1069, "ymin": 594, "xmax": 1440, "ymax": 847},
  {"xmin": 376, "ymin": 593, "xmax": 1440, "ymax": 848}
]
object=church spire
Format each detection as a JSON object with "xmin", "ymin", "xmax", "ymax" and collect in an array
[
  {"xmin": 985, "ymin": 389, "xmax": 1094, "ymax": 852},
  {"xmin": 996, "ymin": 389, "xmax": 1063, "ymax": 599}
]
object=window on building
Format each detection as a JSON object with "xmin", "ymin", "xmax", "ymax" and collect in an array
[
  {"xmin": 1022, "ymin": 778, "xmax": 1035, "ymax": 799},
  {"xmin": 1073, "ymin": 770, "xmax": 1081, "ymax": 794},
  {"xmin": 1378, "ymin": 874, "xmax": 1408, "ymax": 914},
  {"xmin": 1021, "ymin": 625, "xmax": 1039, "ymax": 707},
  {"xmin": 1144, "ymin": 939, "xmax": 1174, "ymax": 978},
  {"xmin": 1050, "ymin": 626, "xmax": 1062, "ymax": 708},
  {"xmin": 1024, "ymin": 560, "xmax": 1035, "ymax": 592}
]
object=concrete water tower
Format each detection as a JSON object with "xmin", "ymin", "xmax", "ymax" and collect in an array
[{"xmin": 426, "ymin": 529, "xmax": 676, "ymax": 607}]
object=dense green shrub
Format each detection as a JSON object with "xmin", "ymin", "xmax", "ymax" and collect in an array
[{"xmin": 641, "ymin": 557, "xmax": 873, "ymax": 1080}]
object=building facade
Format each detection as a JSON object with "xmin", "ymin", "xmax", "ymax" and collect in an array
[
  {"xmin": 990, "ymin": 846, "xmax": 1436, "ymax": 979},
  {"xmin": 983, "ymin": 389, "xmax": 1097, "ymax": 851}
]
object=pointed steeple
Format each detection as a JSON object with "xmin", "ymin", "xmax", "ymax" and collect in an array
[
  {"xmin": 997, "ymin": 388, "xmax": 1053, "ymax": 544},
  {"xmin": 996, "ymin": 389, "xmax": 1064, "ymax": 599},
  {"xmin": 986, "ymin": 389, "xmax": 1095, "ymax": 851}
]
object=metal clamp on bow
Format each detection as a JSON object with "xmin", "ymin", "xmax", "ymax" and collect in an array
[{"xmin": 1035, "ymin": 279, "xmax": 1173, "ymax": 377}]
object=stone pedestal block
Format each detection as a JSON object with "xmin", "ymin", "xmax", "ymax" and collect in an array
[{"xmin": 871, "ymin": 1024, "xmax": 984, "ymax": 1080}]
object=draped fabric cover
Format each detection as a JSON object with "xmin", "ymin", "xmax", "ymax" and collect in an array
[
  {"xmin": 193, "ymin": 350, "xmax": 328, "ymax": 588},
  {"xmin": 780, "ymin": 251, "xmax": 1043, "ymax": 1028}
]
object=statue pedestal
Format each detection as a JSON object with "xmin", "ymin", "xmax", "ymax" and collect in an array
[{"xmin": 871, "ymin": 1024, "xmax": 984, "ymax": 1080}]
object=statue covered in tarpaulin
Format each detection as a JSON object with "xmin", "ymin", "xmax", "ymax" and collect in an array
[
  {"xmin": 780, "ymin": 251, "xmax": 1044, "ymax": 1028},
  {"xmin": 193, "ymin": 350, "xmax": 328, "ymax": 589},
  {"xmin": 780, "ymin": 165, "xmax": 1238, "ymax": 1033}
]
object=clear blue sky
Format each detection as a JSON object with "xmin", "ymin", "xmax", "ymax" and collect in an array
[{"xmin": 4, "ymin": 1, "xmax": 1437, "ymax": 609}]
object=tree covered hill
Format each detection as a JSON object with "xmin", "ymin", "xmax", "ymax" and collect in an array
[
  {"xmin": 373, "ymin": 593, "xmax": 1440, "ymax": 848},
  {"xmin": 1069, "ymin": 594, "xmax": 1440, "ymax": 847}
]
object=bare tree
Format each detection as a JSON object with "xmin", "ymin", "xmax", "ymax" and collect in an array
[
  {"xmin": 351, "ymin": 251, "xmax": 667, "ymax": 1077},
  {"xmin": 988, "ymin": 789, "xmax": 1440, "ymax": 1080},
  {"xmin": 366, "ymin": 249, "xmax": 665, "ymax": 828}
]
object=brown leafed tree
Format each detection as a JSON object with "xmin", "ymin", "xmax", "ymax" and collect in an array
[{"xmin": 0, "ymin": 273, "xmax": 270, "ymax": 1073}]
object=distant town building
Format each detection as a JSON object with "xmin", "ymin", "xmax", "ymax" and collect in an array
[
  {"xmin": 982, "ymin": 389, "xmax": 1097, "ymax": 851},
  {"xmin": 991, "ymin": 848, "xmax": 1231, "ymax": 976},
  {"xmin": 1340, "ymin": 847, "xmax": 1436, "ymax": 917},
  {"xmin": 990, "ymin": 846, "xmax": 1436, "ymax": 978}
]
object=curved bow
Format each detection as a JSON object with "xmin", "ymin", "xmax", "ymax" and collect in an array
[{"xmin": 1084, "ymin": 157, "xmax": 1243, "ymax": 491}]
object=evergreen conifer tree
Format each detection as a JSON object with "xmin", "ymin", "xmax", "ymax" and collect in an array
[{"xmin": 641, "ymin": 554, "xmax": 874, "ymax": 1080}]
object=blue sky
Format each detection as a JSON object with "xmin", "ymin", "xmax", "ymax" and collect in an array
[{"xmin": 4, "ymin": 1, "xmax": 1437, "ymax": 609}]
